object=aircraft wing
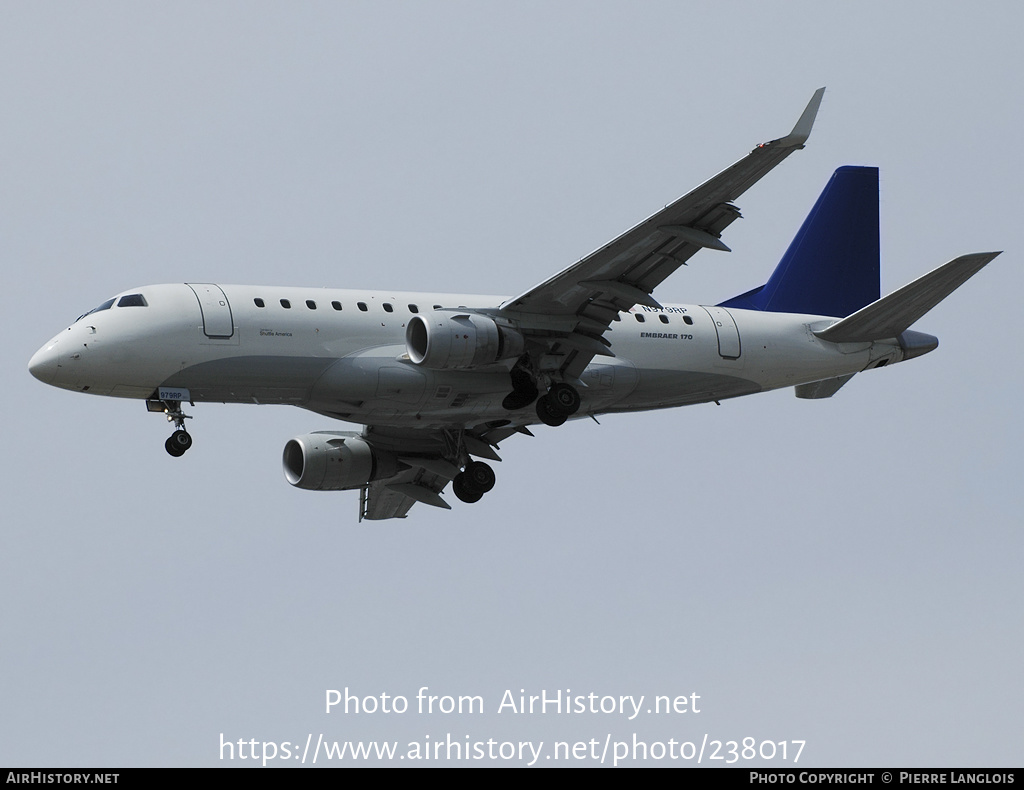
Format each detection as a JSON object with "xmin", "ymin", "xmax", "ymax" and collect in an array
[
  {"xmin": 361, "ymin": 467, "xmax": 453, "ymax": 520},
  {"xmin": 357, "ymin": 423, "xmax": 523, "ymax": 520},
  {"xmin": 498, "ymin": 88, "xmax": 824, "ymax": 379}
]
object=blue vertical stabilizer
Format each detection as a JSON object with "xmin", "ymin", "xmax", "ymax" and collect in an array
[{"xmin": 719, "ymin": 166, "xmax": 880, "ymax": 318}]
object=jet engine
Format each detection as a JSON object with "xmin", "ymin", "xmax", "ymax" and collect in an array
[
  {"xmin": 406, "ymin": 312, "xmax": 524, "ymax": 370},
  {"xmin": 283, "ymin": 432, "xmax": 400, "ymax": 491}
]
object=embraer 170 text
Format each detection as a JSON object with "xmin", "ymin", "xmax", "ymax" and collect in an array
[{"xmin": 29, "ymin": 89, "xmax": 1000, "ymax": 519}]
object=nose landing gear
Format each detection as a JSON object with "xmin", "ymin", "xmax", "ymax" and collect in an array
[
  {"xmin": 147, "ymin": 397, "xmax": 194, "ymax": 457},
  {"xmin": 165, "ymin": 429, "xmax": 193, "ymax": 457}
]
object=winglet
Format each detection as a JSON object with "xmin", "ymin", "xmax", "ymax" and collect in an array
[{"xmin": 773, "ymin": 87, "xmax": 825, "ymax": 148}]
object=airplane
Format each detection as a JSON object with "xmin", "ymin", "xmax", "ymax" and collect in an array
[{"xmin": 28, "ymin": 88, "xmax": 1000, "ymax": 520}]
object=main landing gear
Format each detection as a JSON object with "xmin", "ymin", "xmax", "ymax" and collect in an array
[
  {"xmin": 501, "ymin": 366, "xmax": 538, "ymax": 411},
  {"xmin": 502, "ymin": 363, "xmax": 582, "ymax": 428},
  {"xmin": 452, "ymin": 460, "xmax": 496, "ymax": 504},
  {"xmin": 535, "ymin": 382, "xmax": 581, "ymax": 427}
]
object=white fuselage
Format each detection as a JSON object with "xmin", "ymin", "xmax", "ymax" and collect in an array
[{"xmin": 29, "ymin": 283, "xmax": 905, "ymax": 430}]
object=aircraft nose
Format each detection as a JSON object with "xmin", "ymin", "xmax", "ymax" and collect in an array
[{"xmin": 28, "ymin": 340, "xmax": 59, "ymax": 384}]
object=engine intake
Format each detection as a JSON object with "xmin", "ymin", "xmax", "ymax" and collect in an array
[
  {"xmin": 283, "ymin": 432, "xmax": 400, "ymax": 491},
  {"xmin": 406, "ymin": 312, "xmax": 524, "ymax": 370}
]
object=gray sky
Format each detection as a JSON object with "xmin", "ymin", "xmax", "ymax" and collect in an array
[{"xmin": 2, "ymin": 1, "xmax": 1021, "ymax": 767}]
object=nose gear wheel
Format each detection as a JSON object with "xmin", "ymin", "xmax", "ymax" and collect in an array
[{"xmin": 165, "ymin": 430, "xmax": 193, "ymax": 457}]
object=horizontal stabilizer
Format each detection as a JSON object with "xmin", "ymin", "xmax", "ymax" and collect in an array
[
  {"xmin": 794, "ymin": 374, "xmax": 855, "ymax": 399},
  {"xmin": 815, "ymin": 252, "xmax": 1001, "ymax": 343}
]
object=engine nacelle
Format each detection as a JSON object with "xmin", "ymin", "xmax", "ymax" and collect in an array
[
  {"xmin": 282, "ymin": 432, "xmax": 400, "ymax": 491},
  {"xmin": 406, "ymin": 312, "xmax": 524, "ymax": 370}
]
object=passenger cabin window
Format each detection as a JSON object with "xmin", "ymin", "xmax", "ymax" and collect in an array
[
  {"xmin": 357, "ymin": 302, "xmax": 368, "ymax": 312},
  {"xmin": 433, "ymin": 304, "xmax": 442, "ymax": 310},
  {"xmin": 659, "ymin": 314, "xmax": 669, "ymax": 324},
  {"xmin": 306, "ymin": 300, "xmax": 317, "ymax": 310},
  {"xmin": 383, "ymin": 303, "xmax": 394, "ymax": 312},
  {"xmin": 331, "ymin": 301, "xmax": 342, "ymax": 311},
  {"xmin": 683, "ymin": 315, "xmax": 693, "ymax": 325},
  {"xmin": 634, "ymin": 314, "xmax": 645, "ymax": 323},
  {"xmin": 280, "ymin": 299, "xmax": 291, "ymax": 309},
  {"xmin": 117, "ymin": 294, "xmax": 148, "ymax": 307},
  {"xmin": 254, "ymin": 298, "xmax": 265, "ymax": 308},
  {"xmin": 408, "ymin": 304, "xmax": 419, "ymax": 313}
]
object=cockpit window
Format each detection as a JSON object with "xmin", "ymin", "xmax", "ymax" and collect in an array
[
  {"xmin": 76, "ymin": 298, "xmax": 115, "ymax": 322},
  {"xmin": 117, "ymin": 294, "xmax": 148, "ymax": 307}
]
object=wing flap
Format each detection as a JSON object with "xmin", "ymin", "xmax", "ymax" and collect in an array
[
  {"xmin": 361, "ymin": 467, "xmax": 454, "ymax": 520},
  {"xmin": 356, "ymin": 424, "xmax": 525, "ymax": 520},
  {"xmin": 385, "ymin": 483, "xmax": 451, "ymax": 510},
  {"xmin": 360, "ymin": 482, "xmax": 414, "ymax": 520}
]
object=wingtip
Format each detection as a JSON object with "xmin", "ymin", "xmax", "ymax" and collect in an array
[{"xmin": 956, "ymin": 250, "xmax": 1002, "ymax": 268}]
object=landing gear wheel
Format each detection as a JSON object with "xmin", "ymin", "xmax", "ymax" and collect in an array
[
  {"xmin": 453, "ymin": 460, "xmax": 495, "ymax": 503},
  {"xmin": 548, "ymin": 382, "xmax": 581, "ymax": 415},
  {"xmin": 535, "ymin": 395, "xmax": 568, "ymax": 427},
  {"xmin": 165, "ymin": 430, "xmax": 192, "ymax": 457},
  {"xmin": 464, "ymin": 461, "xmax": 496, "ymax": 494},
  {"xmin": 452, "ymin": 473, "xmax": 484, "ymax": 504}
]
